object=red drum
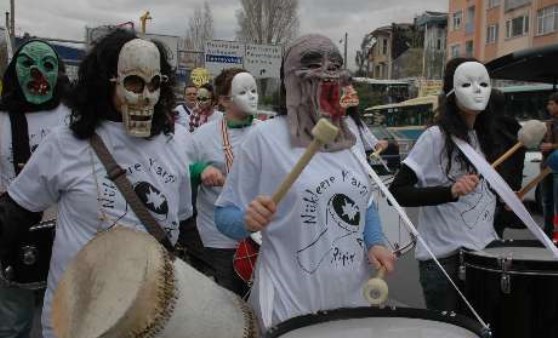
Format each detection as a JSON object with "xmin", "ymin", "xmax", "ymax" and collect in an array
[
  {"xmin": 233, "ymin": 232, "xmax": 261, "ymax": 284},
  {"xmin": 265, "ymin": 307, "xmax": 491, "ymax": 338}
]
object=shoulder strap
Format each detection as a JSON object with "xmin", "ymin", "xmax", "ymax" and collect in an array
[
  {"xmin": 220, "ymin": 119, "xmax": 235, "ymax": 173},
  {"xmin": 8, "ymin": 111, "xmax": 31, "ymax": 176},
  {"xmin": 89, "ymin": 133, "xmax": 174, "ymax": 252}
]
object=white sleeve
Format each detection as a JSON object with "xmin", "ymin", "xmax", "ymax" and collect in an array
[
  {"xmin": 215, "ymin": 131, "xmax": 262, "ymax": 210},
  {"xmin": 360, "ymin": 125, "xmax": 379, "ymax": 151},
  {"xmin": 7, "ymin": 133, "xmax": 63, "ymax": 212},
  {"xmin": 402, "ymin": 128, "xmax": 436, "ymax": 183}
]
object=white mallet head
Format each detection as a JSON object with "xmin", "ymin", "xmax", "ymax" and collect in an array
[
  {"xmin": 518, "ymin": 120, "xmax": 547, "ymax": 148},
  {"xmin": 311, "ymin": 118, "xmax": 339, "ymax": 144},
  {"xmin": 363, "ymin": 277, "xmax": 389, "ymax": 305}
]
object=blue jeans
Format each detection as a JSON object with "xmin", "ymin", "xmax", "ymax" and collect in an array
[
  {"xmin": 418, "ymin": 254, "xmax": 465, "ymax": 314},
  {"xmin": 0, "ymin": 287, "xmax": 35, "ymax": 338},
  {"xmin": 541, "ymin": 173, "xmax": 558, "ymax": 237}
]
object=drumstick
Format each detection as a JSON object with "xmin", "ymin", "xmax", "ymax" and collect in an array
[
  {"xmin": 517, "ymin": 150, "xmax": 558, "ymax": 200},
  {"xmin": 492, "ymin": 120, "xmax": 547, "ymax": 169},
  {"xmin": 272, "ymin": 118, "xmax": 339, "ymax": 204},
  {"xmin": 363, "ymin": 266, "xmax": 389, "ymax": 305}
]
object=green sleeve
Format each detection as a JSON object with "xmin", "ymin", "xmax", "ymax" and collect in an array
[{"xmin": 189, "ymin": 162, "xmax": 209, "ymax": 190}]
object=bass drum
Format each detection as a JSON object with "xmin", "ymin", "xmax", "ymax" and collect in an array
[
  {"xmin": 265, "ymin": 307, "xmax": 490, "ymax": 338},
  {"xmin": 233, "ymin": 232, "xmax": 262, "ymax": 284},
  {"xmin": 462, "ymin": 240, "xmax": 558, "ymax": 338}
]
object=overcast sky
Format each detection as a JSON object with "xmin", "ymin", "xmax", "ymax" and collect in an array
[{"xmin": 1, "ymin": 0, "xmax": 448, "ymax": 69}]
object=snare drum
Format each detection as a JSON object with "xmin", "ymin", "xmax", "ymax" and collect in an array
[
  {"xmin": 265, "ymin": 307, "xmax": 489, "ymax": 338},
  {"xmin": 233, "ymin": 232, "xmax": 262, "ymax": 284},
  {"xmin": 462, "ymin": 240, "xmax": 558, "ymax": 338},
  {"xmin": 0, "ymin": 219, "xmax": 56, "ymax": 289}
]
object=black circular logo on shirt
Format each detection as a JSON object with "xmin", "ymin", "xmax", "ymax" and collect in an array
[
  {"xmin": 134, "ymin": 181, "xmax": 169, "ymax": 215},
  {"xmin": 329, "ymin": 193, "xmax": 360, "ymax": 227}
]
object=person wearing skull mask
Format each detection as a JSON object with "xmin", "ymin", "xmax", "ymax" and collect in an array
[
  {"xmin": 214, "ymin": 34, "xmax": 395, "ymax": 329},
  {"xmin": 0, "ymin": 39, "xmax": 69, "ymax": 338},
  {"xmin": 0, "ymin": 30, "xmax": 193, "ymax": 338},
  {"xmin": 188, "ymin": 68, "xmax": 259, "ymax": 297},
  {"xmin": 389, "ymin": 58, "xmax": 499, "ymax": 313}
]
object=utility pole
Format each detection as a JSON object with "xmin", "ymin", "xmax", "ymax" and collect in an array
[
  {"xmin": 343, "ymin": 32, "xmax": 348, "ymax": 70},
  {"xmin": 10, "ymin": 0, "xmax": 14, "ymax": 37}
]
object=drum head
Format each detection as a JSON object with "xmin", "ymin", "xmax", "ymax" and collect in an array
[{"xmin": 266, "ymin": 307, "xmax": 487, "ymax": 338}]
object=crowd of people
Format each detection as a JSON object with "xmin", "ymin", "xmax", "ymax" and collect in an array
[{"xmin": 0, "ymin": 27, "xmax": 555, "ymax": 337}]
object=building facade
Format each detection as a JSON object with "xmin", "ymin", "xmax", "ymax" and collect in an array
[
  {"xmin": 415, "ymin": 11, "xmax": 449, "ymax": 79},
  {"xmin": 448, "ymin": 0, "xmax": 558, "ymax": 62}
]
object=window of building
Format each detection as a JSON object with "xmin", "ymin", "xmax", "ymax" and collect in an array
[
  {"xmin": 486, "ymin": 24, "xmax": 499, "ymax": 43},
  {"xmin": 453, "ymin": 11, "xmax": 463, "ymax": 30},
  {"xmin": 465, "ymin": 41, "xmax": 474, "ymax": 57},
  {"xmin": 488, "ymin": 0, "xmax": 500, "ymax": 9},
  {"xmin": 504, "ymin": 0, "xmax": 531, "ymax": 12},
  {"xmin": 537, "ymin": 5, "xmax": 558, "ymax": 35},
  {"xmin": 450, "ymin": 44, "xmax": 460, "ymax": 58},
  {"xmin": 382, "ymin": 39, "xmax": 388, "ymax": 55},
  {"xmin": 506, "ymin": 14, "xmax": 529, "ymax": 38},
  {"xmin": 466, "ymin": 6, "xmax": 476, "ymax": 33},
  {"xmin": 437, "ymin": 39, "xmax": 442, "ymax": 50}
]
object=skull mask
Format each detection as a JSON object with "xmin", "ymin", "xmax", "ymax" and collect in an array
[{"xmin": 112, "ymin": 39, "xmax": 164, "ymax": 137}]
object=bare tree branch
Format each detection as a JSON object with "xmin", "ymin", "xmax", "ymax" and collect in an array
[
  {"xmin": 236, "ymin": 0, "xmax": 299, "ymax": 45},
  {"xmin": 184, "ymin": 1, "xmax": 214, "ymax": 51}
]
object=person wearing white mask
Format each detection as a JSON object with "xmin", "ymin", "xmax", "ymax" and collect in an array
[
  {"xmin": 389, "ymin": 58, "xmax": 499, "ymax": 313},
  {"xmin": 188, "ymin": 68, "xmax": 259, "ymax": 296}
]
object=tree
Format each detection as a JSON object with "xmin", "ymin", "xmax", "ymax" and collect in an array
[
  {"xmin": 355, "ymin": 34, "xmax": 375, "ymax": 77},
  {"xmin": 184, "ymin": 1, "xmax": 214, "ymax": 51},
  {"xmin": 235, "ymin": 0, "xmax": 299, "ymax": 45}
]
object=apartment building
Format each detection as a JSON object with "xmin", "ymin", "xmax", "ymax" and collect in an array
[{"xmin": 448, "ymin": 0, "xmax": 558, "ymax": 62}]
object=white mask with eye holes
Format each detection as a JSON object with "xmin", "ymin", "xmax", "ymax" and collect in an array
[
  {"xmin": 452, "ymin": 61, "xmax": 491, "ymax": 113},
  {"xmin": 112, "ymin": 39, "xmax": 165, "ymax": 137},
  {"xmin": 230, "ymin": 72, "xmax": 258, "ymax": 115}
]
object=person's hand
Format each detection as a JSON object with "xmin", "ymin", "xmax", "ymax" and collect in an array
[
  {"xmin": 451, "ymin": 174, "xmax": 479, "ymax": 198},
  {"xmin": 245, "ymin": 196, "xmax": 277, "ymax": 233},
  {"xmin": 367, "ymin": 245, "xmax": 396, "ymax": 273},
  {"xmin": 375, "ymin": 140, "xmax": 389, "ymax": 153},
  {"xmin": 540, "ymin": 142, "xmax": 555, "ymax": 152},
  {"xmin": 201, "ymin": 166, "xmax": 225, "ymax": 187}
]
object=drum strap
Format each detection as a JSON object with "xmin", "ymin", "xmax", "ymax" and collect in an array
[
  {"xmin": 8, "ymin": 111, "xmax": 31, "ymax": 176},
  {"xmin": 451, "ymin": 136, "xmax": 558, "ymax": 257},
  {"xmin": 89, "ymin": 133, "xmax": 175, "ymax": 253}
]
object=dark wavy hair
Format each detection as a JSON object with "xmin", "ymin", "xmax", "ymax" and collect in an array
[
  {"xmin": 435, "ymin": 57, "xmax": 495, "ymax": 176},
  {"xmin": 0, "ymin": 39, "xmax": 69, "ymax": 113},
  {"xmin": 68, "ymin": 29, "xmax": 176, "ymax": 139}
]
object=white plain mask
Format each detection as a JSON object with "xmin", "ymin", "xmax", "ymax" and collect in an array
[
  {"xmin": 230, "ymin": 72, "xmax": 258, "ymax": 115},
  {"xmin": 452, "ymin": 62, "xmax": 491, "ymax": 113}
]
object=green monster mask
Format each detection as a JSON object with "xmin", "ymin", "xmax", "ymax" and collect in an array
[{"xmin": 15, "ymin": 41, "xmax": 59, "ymax": 105}]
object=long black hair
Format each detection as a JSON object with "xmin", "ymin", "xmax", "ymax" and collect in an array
[
  {"xmin": 68, "ymin": 29, "xmax": 176, "ymax": 140},
  {"xmin": 0, "ymin": 39, "xmax": 69, "ymax": 113},
  {"xmin": 435, "ymin": 57, "xmax": 495, "ymax": 175}
]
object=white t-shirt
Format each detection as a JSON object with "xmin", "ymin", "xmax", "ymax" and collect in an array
[
  {"xmin": 174, "ymin": 104, "xmax": 223, "ymax": 131},
  {"xmin": 0, "ymin": 105, "xmax": 69, "ymax": 191},
  {"xmin": 403, "ymin": 126, "xmax": 498, "ymax": 260},
  {"xmin": 8, "ymin": 122, "xmax": 193, "ymax": 338},
  {"xmin": 190, "ymin": 116, "xmax": 254, "ymax": 249},
  {"xmin": 216, "ymin": 116, "xmax": 375, "ymax": 328}
]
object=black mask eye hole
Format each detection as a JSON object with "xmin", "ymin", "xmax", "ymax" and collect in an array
[
  {"xmin": 20, "ymin": 56, "xmax": 34, "ymax": 68},
  {"xmin": 480, "ymin": 82, "xmax": 489, "ymax": 88},
  {"xmin": 461, "ymin": 83, "xmax": 472, "ymax": 88},
  {"xmin": 147, "ymin": 75, "xmax": 162, "ymax": 92},
  {"xmin": 123, "ymin": 75, "xmax": 145, "ymax": 93},
  {"xmin": 43, "ymin": 61, "xmax": 54, "ymax": 71}
]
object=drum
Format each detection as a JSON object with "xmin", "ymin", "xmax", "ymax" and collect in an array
[
  {"xmin": 233, "ymin": 232, "xmax": 261, "ymax": 283},
  {"xmin": 461, "ymin": 240, "xmax": 558, "ymax": 338},
  {"xmin": 0, "ymin": 217, "xmax": 56, "ymax": 289},
  {"xmin": 265, "ymin": 307, "xmax": 490, "ymax": 338}
]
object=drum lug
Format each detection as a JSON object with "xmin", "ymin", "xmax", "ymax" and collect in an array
[
  {"xmin": 458, "ymin": 250, "xmax": 466, "ymax": 281},
  {"xmin": 499, "ymin": 256, "xmax": 512, "ymax": 294},
  {"xmin": 21, "ymin": 246, "xmax": 38, "ymax": 266}
]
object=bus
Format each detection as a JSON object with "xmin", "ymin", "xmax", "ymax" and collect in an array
[
  {"xmin": 362, "ymin": 95, "xmax": 438, "ymax": 156},
  {"xmin": 498, "ymin": 84, "xmax": 555, "ymax": 121}
]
